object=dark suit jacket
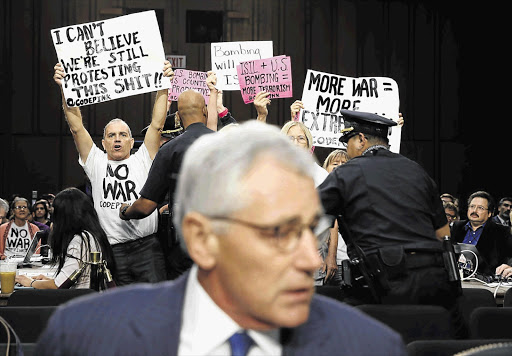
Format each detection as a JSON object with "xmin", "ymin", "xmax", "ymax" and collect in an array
[
  {"xmin": 35, "ymin": 271, "xmax": 406, "ymax": 356},
  {"xmin": 451, "ymin": 219, "xmax": 512, "ymax": 275}
]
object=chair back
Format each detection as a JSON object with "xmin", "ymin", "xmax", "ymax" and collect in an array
[
  {"xmin": 356, "ymin": 304, "xmax": 453, "ymax": 343},
  {"xmin": 502, "ymin": 288, "xmax": 512, "ymax": 307},
  {"xmin": 7, "ymin": 288, "xmax": 96, "ymax": 306},
  {"xmin": 469, "ymin": 307, "xmax": 512, "ymax": 339},
  {"xmin": 314, "ymin": 286, "xmax": 345, "ymax": 303},
  {"xmin": 0, "ymin": 342, "xmax": 37, "ymax": 356},
  {"xmin": 407, "ymin": 339, "xmax": 512, "ymax": 356},
  {"xmin": 0, "ymin": 306, "xmax": 56, "ymax": 343},
  {"xmin": 457, "ymin": 288, "xmax": 496, "ymax": 328}
]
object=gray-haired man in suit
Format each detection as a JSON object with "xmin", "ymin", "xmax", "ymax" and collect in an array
[{"xmin": 35, "ymin": 121, "xmax": 406, "ymax": 356}]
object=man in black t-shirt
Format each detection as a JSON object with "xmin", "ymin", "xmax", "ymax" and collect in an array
[{"xmin": 119, "ymin": 87, "xmax": 216, "ymax": 278}]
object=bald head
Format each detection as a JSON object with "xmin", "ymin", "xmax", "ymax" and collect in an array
[{"xmin": 177, "ymin": 90, "xmax": 207, "ymax": 127}]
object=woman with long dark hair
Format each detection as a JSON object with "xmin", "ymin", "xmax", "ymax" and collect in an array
[{"xmin": 16, "ymin": 188, "xmax": 116, "ymax": 289}]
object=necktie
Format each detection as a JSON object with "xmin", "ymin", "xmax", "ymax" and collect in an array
[{"xmin": 228, "ymin": 331, "xmax": 254, "ymax": 356}]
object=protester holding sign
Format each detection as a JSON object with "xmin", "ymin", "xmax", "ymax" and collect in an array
[{"xmin": 53, "ymin": 60, "xmax": 173, "ymax": 286}]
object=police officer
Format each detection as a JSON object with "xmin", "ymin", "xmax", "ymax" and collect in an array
[
  {"xmin": 141, "ymin": 111, "xmax": 184, "ymax": 149},
  {"xmin": 140, "ymin": 112, "xmax": 184, "ymax": 279},
  {"xmin": 318, "ymin": 110, "xmax": 461, "ymax": 312},
  {"xmin": 120, "ymin": 89, "xmax": 216, "ymax": 280}
]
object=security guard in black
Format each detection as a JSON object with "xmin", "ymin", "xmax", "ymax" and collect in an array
[{"xmin": 318, "ymin": 109, "xmax": 459, "ymax": 308}]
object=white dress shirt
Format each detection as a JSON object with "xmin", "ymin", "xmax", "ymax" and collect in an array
[{"xmin": 178, "ymin": 265, "xmax": 282, "ymax": 356}]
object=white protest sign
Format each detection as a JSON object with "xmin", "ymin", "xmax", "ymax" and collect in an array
[
  {"xmin": 211, "ymin": 41, "xmax": 273, "ymax": 91},
  {"xmin": 51, "ymin": 11, "xmax": 170, "ymax": 107},
  {"xmin": 300, "ymin": 69, "xmax": 401, "ymax": 152}
]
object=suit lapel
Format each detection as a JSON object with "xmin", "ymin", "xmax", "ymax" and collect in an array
[
  {"xmin": 126, "ymin": 272, "xmax": 190, "ymax": 354},
  {"xmin": 282, "ymin": 297, "xmax": 331, "ymax": 355}
]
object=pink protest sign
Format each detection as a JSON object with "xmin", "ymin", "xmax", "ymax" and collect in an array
[
  {"xmin": 168, "ymin": 69, "xmax": 210, "ymax": 104},
  {"xmin": 236, "ymin": 55, "xmax": 292, "ymax": 104}
]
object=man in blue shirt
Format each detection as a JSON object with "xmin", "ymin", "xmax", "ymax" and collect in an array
[{"xmin": 451, "ymin": 191, "xmax": 512, "ymax": 276}]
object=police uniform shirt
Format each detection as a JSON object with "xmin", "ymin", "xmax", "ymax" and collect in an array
[
  {"xmin": 140, "ymin": 122, "xmax": 215, "ymax": 207},
  {"xmin": 318, "ymin": 148, "xmax": 447, "ymax": 255}
]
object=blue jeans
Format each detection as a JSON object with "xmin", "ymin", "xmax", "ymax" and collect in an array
[{"xmin": 112, "ymin": 234, "xmax": 167, "ymax": 286}]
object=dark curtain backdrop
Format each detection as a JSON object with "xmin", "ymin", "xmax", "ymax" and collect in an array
[{"xmin": 0, "ymin": 0, "xmax": 506, "ymax": 211}]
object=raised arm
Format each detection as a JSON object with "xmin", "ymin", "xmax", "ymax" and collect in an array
[
  {"xmin": 54, "ymin": 63, "xmax": 93, "ymax": 163},
  {"xmin": 144, "ymin": 61, "xmax": 174, "ymax": 159},
  {"xmin": 206, "ymin": 71, "xmax": 219, "ymax": 131},
  {"xmin": 253, "ymin": 91, "xmax": 270, "ymax": 122},
  {"xmin": 290, "ymin": 100, "xmax": 304, "ymax": 121}
]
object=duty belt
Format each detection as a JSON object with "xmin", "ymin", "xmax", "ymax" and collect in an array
[{"xmin": 404, "ymin": 251, "xmax": 444, "ymax": 269}]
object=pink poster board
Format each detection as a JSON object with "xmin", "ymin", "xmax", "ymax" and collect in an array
[
  {"xmin": 168, "ymin": 69, "xmax": 210, "ymax": 104},
  {"xmin": 236, "ymin": 55, "xmax": 292, "ymax": 104}
]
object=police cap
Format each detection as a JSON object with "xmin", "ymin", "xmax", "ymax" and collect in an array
[
  {"xmin": 339, "ymin": 109, "xmax": 396, "ymax": 143},
  {"xmin": 141, "ymin": 112, "xmax": 184, "ymax": 139}
]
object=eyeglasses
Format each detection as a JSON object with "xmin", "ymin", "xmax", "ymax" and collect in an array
[
  {"xmin": 208, "ymin": 214, "xmax": 332, "ymax": 252},
  {"xmin": 288, "ymin": 135, "xmax": 307, "ymax": 144},
  {"xmin": 14, "ymin": 206, "xmax": 28, "ymax": 210},
  {"xmin": 468, "ymin": 204, "xmax": 488, "ymax": 212}
]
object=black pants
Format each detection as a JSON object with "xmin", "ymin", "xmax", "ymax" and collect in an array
[
  {"xmin": 156, "ymin": 212, "xmax": 193, "ymax": 280},
  {"xmin": 343, "ymin": 265, "xmax": 467, "ymax": 338},
  {"xmin": 112, "ymin": 234, "xmax": 167, "ymax": 286}
]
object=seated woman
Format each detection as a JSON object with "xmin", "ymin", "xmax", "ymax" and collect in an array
[
  {"xmin": 0, "ymin": 197, "xmax": 40, "ymax": 259},
  {"xmin": 16, "ymin": 188, "xmax": 116, "ymax": 289}
]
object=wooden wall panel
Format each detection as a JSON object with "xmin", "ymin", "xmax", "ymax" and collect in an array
[
  {"xmin": 61, "ymin": 136, "xmax": 87, "ymax": 190},
  {"xmin": 40, "ymin": 1, "xmax": 66, "ymax": 135},
  {"xmin": 438, "ymin": 19, "xmax": 459, "ymax": 141},
  {"xmin": 335, "ymin": 1, "xmax": 357, "ymax": 77},
  {"xmin": 10, "ymin": 136, "xmax": 61, "ymax": 195},
  {"xmin": 410, "ymin": 4, "xmax": 437, "ymax": 143},
  {"xmin": 3, "ymin": 0, "xmax": 495, "ymax": 203},
  {"xmin": 11, "ymin": 0, "xmax": 35, "ymax": 135}
]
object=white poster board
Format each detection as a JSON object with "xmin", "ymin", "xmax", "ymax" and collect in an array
[
  {"xmin": 51, "ymin": 11, "xmax": 170, "ymax": 107},
  {"xmin": 300, "ymin": 69, "xmax": 401, "ymax": 152},
  {"xmin": 211, "ymin": 41, "xmax": 273, "ymax": 91}
]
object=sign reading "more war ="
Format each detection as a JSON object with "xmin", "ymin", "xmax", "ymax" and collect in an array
[
  {"xmin": 300, "ymin": 69, "xmax": 401, "ymax": 152},
  {"xmin": 51, "ymin": 11, "xmax": 170, "ymax": 107}
]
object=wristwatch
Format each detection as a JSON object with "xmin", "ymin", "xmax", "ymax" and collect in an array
[{"xmin": 120, "ymin": 205, "xmax": 130, "ymax": 220}]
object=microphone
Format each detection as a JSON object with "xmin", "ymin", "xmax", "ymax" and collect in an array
[
  {"xmin": 89, "ymin": 252, "xmax": 102, "ymax": 291},
  {"xmin": 102, "ymin": 263, "xmax": 116, "ymax": 289}
]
